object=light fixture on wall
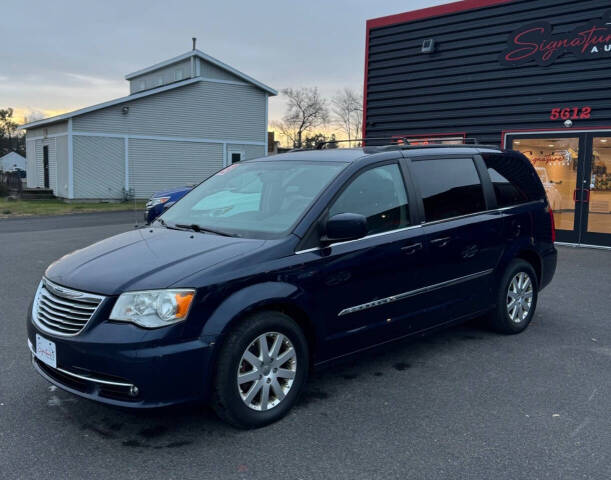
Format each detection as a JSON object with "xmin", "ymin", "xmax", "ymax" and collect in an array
[
  {"xmin": 121, "ymin": 106, "xmax": 129, "ymax": 115},
  {"xmin": 421, "ymin": 39, "xmax": 436, "ymax": 53}
]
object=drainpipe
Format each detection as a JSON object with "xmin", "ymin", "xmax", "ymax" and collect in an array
[{"xmin": 190, "ymin": 37, "xmax": 197, "ymax": 78}]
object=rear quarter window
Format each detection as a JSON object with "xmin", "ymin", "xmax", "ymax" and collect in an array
[{"xmin": 482, "ymin": 152, "xmax": 544, "ymax": 207}]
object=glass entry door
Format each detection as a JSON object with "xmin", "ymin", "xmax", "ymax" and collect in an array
[
  {"xmin": 583, "ymin": 135, "xmax": 611, "ymax": 246},
  {"xmin": 507, "ymin": 132, "xmax": 611, "ymax": 247}
]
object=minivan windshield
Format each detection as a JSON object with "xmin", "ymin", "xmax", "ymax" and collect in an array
[{"xmin": 158, "ymin": 160, "xmax": 345, "ymax": 238}]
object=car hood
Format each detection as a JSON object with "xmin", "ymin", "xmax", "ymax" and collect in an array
[{"xmin": 45, "ymin": 227, "xmax": 266, "ymax": 295}]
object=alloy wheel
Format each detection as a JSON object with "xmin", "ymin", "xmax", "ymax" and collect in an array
[
  {"xmin": 506, "ymin": 271, "xmax": 534, "ymax": 323},
  {"xmin": 237, "ymin": 332, "xmax": 297, "ymax": 411}
]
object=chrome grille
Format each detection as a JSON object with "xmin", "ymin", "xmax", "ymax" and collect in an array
[{"xmin": 33, "ymin": 279, "xmax": 105, "ymax": 336}]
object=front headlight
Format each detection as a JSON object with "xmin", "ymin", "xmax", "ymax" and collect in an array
[
  {"xmin": 147, "ymin": 196, "xmax": 171, "ymax": 208},
  {"xmin": 109, "ymin": 289, "xmax": 195, "ymax": 328}
]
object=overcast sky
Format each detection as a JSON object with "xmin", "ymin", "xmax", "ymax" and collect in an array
[{"xmin": 2, "ymin": 0, "xmax": 446, "ymax": 125}]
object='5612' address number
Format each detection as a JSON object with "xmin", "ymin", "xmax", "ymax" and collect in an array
[{"xmin": 550, "ymin": 107, "xmax": 591, "ymax": 121}]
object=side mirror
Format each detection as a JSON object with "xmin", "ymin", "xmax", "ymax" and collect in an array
[{"xmin": 322, "ymin": 213, "xmax": 368, "ymax": 244}]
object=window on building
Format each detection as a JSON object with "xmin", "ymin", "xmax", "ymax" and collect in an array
[
  {"xmin": 139, "ymin": 81, "xmax": 146, "ymax": 91},
  {"xmin": 230, "ymin": 151, "xmax": 244, "ymax": 164},
  {"xmin": 175, "ymin": 69, "xmax": 183, "ymax": 81},
  {"xmin": 410, "ymin": 157, "xmax": 485, "ymax": 222},
  {"xmin": 155, "ymin": 77, "xmax": 163, "ymax": 87},
  {"xmin": 329, "ymin": 163, "xmax": 410, "ymax": 235}
]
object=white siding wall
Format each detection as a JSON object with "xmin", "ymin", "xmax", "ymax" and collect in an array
[
  {"xmin": 128, "ymin": 139, "xmax": 223, "ymax": 198},
  {"xmin": 72, "ymin": 81, "xmax": 266, "ymax": 142},
  {"xmin": 73, "ymin": 136, "xmax": 125, "ymax": 199},
  {"xmin": 26, "ymin": 123, "xmax": 68, "ymax": 138},
  {"xmin": 55, "ymin": 135, "xmax": 70, "ymax": 198},
  {"xmin": 226, "ymin": 144, "xmax": 266, "ymax": 163},
  {"xmin": 129, "ymin": 59, "xmax": 192, "ymax": 94},
  {"xmin": 35, "ymin": 140, "xmax": 43, "ymax": 186},
  {"xmin": 26, "ymin": 139, "xmax": 38, "ymax": 187},
  {"xmin": 199, "ymin": 59, "xmax": 244, "ymax": 82},
  {"xmin": 46, "ymin": 138, "xmax": 57, "ymax": 193}
]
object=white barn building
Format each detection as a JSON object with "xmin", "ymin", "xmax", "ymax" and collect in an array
[{"xmin": 19, "ymin": 48, "xmax": 276, "ymax": 199}]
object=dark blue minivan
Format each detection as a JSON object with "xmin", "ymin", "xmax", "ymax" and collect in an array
[{"xmin": 27, "ymin": 144, "xmax": 557, "ymax": 428}]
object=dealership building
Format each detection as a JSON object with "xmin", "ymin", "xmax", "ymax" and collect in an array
[{"xmin": 364, "ymin": 0, "xmax": 611, "ymax": 247}]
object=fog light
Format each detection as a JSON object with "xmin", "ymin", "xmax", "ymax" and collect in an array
[{"xmin": 129, "ymin": 385, "xmax": 139, "ymax": 397}]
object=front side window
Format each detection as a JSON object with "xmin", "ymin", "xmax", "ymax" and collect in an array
[
  {"xmin": 160, "ymin": 161, "xmax": 345, "ymax": 238},
  {"xmin": 329, "ymin": 163, "xmax": 410, "ymax": 235},
  {"xmin": 410, "ymin": 157, "xmax": 485, "ymax": 222}
]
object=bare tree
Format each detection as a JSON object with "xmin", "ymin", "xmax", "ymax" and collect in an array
[
  {"xmin": 272, "ymin": 88, "xmax": 329, "ymax": 148},
  {"xmin": 332, "ymin": 88, "xmax": 363, "ymax": 146}
]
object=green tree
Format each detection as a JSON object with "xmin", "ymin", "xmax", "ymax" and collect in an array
[
  {"xmin": 303, "ymin": 132, "xmax": 339, "ymax": 149},
  {"xmin": 0, "ymin": 108, "xmax": 24, "ymax": 156}
]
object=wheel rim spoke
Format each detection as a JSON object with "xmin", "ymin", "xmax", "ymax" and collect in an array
[
  {"xmin": 238, "ymin": 370, "xmax": 260, "ymax": 385},
  {"xmin": 242, "ymin": 351, "xmax": 262, "ymax": 369},
  {"xmin": 274, "ymin": 347, "xmax": 295, "ymax": 368},
  {"xmin": 259, "ymin": 383, "xmax": 270, "ymax": 411},
  {"xmin": 276, "ymin": 368, "xmax": 296, "ymax": 379},
  {"xmin": 258, "ymin": 335, "xmax": 271, "ymax": 363},
  {"xmin": 271, "ymin": 378, "xmax": 285, "ymax": 401},
  {"xmin": 269, "ymin": 333, "xmax": 284, "ymax": 359},
  {"xmin": 522, "ymin": 276, "xmax": 531, "ymax": 291},
  {"xmin": 243, "ymin": 379, "xmax": 263, "ymax": 404}
]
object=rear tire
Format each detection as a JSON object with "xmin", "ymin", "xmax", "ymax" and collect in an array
[
  {"xmin": 211, "ymin": 311, "xmax": 309, "ymax": 429},
  {"xmin": 487, "ymin": 259, "xmax": 538, "ymax": 334}
]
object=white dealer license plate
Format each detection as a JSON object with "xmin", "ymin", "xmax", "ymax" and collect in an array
[{"xmin": 35, "ymin": 334, "xmax": 57, "ymax": 369}]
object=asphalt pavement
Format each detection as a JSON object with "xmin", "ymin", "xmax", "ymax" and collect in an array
[{"xmin": 1, "ymin": 212, "xmax": 610, "ymax": 479}]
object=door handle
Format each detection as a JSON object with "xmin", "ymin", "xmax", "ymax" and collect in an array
[
  {"xmin": 401, "ymin": 242, "xmax": 423, "ymax": 255},
  {"xmin": 461, "ymin": 244, "xmax": 479, "ymax": 259},
  {"xmin": 430, "ymin": 236, "xmax": 451, "ymax": 248}
]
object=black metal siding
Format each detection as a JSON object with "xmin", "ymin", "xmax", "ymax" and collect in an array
[{"xmin": 365, "ymin": 0, "xmax": 611, "ymax": 145}]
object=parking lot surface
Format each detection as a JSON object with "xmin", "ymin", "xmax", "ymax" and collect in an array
[{"xmin": 1, "ymin": 213, "xmax": 610, "ymax": 479}]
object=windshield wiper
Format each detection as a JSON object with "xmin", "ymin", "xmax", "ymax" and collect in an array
[
  {"xmin": 174, "ymin": 223, "xmax": 238, "ymax": 237},
  {"xmin": 155, "ymin": 218, "xmax": 184, "ymax": 231}
]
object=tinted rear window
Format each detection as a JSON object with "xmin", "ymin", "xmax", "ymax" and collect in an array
[
  {"xmin": 482, "ymin": 152, "xmax": 544, "ymax": 207},
  {"xmin": 410, "ymin": 157, "xmax": 486, "ymax": 222}
]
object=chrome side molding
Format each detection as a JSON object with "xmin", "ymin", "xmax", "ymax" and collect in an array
[{"xmin": 338, "ymin": 269, "xmax": 493, "ymax": 316}]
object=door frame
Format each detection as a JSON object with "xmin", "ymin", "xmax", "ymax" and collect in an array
[
  {"xmin": 582, "ymin": 133, "xmax": 611, "ymax": 247},
  {"xmin": 42, "ymin": 145, "xmax": 50, "ymax": 189},
  {"xmin": 504, "ymin": 129, "xmax": 611, "ymax": 247}
]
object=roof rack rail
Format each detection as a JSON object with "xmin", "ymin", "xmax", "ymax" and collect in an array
[
  {"xmin": 314, "ymin": 137, "xmax": 410, "ymax": 149},
  {"xmin": 287, "ymin": 136, "xmax": 501, "ymax": 152}
]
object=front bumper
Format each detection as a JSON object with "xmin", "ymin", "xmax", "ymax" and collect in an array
[{"xmin": 27, "ymin": 307, "xmax": 216, "ymax": 408}]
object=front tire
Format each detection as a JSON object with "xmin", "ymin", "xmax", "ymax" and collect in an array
[
  {"xmin": 211, "ymin": 311, "xmax": 309, "ymax": 429},
  {"xmin": 487, "ymin": 259, "xmax": 538, "ymax": 334}
]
